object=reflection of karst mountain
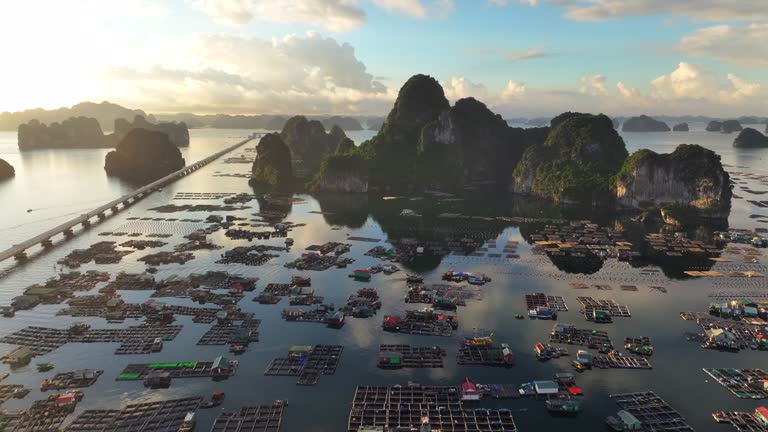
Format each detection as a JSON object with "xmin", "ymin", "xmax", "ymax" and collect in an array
[
  {"xmin": 637, "ymin": 225, "xmax": 722, "ymax": 279},
  {"xmin": 368, "ymin": 194, "xmax": 507, "ymax": 272},
  {"xmin": 254, "ymin": 194, "xmax": 294, "ymax": 221},
  {"xmin": 313, "ymin": 193, "xmax": 370, "ymax": 229},
  {"xmin": 517, "ymin": 223, "xmax": 605, "ymax": 275}
]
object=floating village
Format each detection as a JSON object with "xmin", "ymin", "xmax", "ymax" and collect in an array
[{"xmin": 1, "ymin": 140, "xmax": 768, "ymax": 432}]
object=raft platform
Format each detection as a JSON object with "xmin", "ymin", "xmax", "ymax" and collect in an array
[
  {"xmin": 577, "ymin": 296, "xmax": 631, "ymax": 319},
  {"xmin": 41, "ymin": 369, "xmax": 103, "ymax": 391},
  {"xmin": 64, "ymin": 396, "xmax": 202, "ymax": 431},
  {"xmin": 347, "ymin": 384, "xmax": 517, "ymax": 432},
  {"xmin": 378, "ymin": 344, "xmax": 446, "ymax": 368},
  {"xmin": 0, "ymin": 384, "xmax": 29, "ymax": 404},
  {"xmin": 197, "ymin": 319, "xmax": 261, "ymax": 345},
  {"xmin": 550, "ymin": 324, "xmax": 613, "ymax": 349},
  {"xmin": 525, "ymin": 293, "xmax": 568, "ymax": 311},
  {"xmin": 210, "ymin": 401, "xmax": 287, "ymax": 432},
  {"xmin": 264, "ymin": 345, "xmax": 343, "ymax": 385},
  {"xmin": 457, "ymin": 345, "xmax": 513, "ymax": 367},
  {"xmin": 712, "ymin": 411, "xmax": 768, "ymax": 432},
  {"xmin": 116, "ymin": 358, "xmax": 236, "ymax": 382},
  {"xmin": 592, "ymin": 352, "xmax": 652, "ymax": 369},
  {"xmin": 609, "ymin": 391, "xmax": 694, "ymax": 431},
  {"xmin": 704, "ymin": 368, "xmax": 768, "ymax": 399},
  {"xmin": 0, "ymin": 324, "xmax": 182, "ymax": 355}
]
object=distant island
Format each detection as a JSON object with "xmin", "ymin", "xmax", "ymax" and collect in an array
[
  {"xmin": 17, "ymin": 116, "xmax": 189, "ymax": 150},
  {"xmin": 0, "ymin": 101, "xmax": 151, "ymax": 131},
  {"xmin": 0, "ymin": 158, "xmax": 14, "ymax": 180},
  {"xmin": 104, "ymin": 128, "xmax": 185, "ymax": 183},
  {"xmin": 706, "ymin": 120, "xmax": 743, "ymax": 134},
  {"xmin": 733, "ymin": 128, "xmax": 768, "ymax": 148},
  {"xmin": 249, "ymin": 73, "xmax": 731, "ymax": 222},
  {"xmin": 672, "ymin": 123, "xmax": 689, "ymax": 132},
  {"xmin": 622, "ymin": 115, "xmax": 670, "ymax": 132}
]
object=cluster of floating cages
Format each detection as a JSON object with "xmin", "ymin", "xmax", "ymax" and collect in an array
[
  {"xmin": 150, "ymin": 204, "xmax": 250, "ymax": 213},
  {"xmin": 210, "ymin": 401, "xmax": 287, "ymax": 432},
  {"xmin": 58, "ymin": 242, "xmax": 134, "ymax": 267},
  {"xmin": 525, "ymin": 293, "xmax": 568, "ymax": 311},
  {"xmin": 709, "ymin": 291, "xmax": 768, "ymax": 301},
  {"xmin": 608, "ymin": 391, "xmax": 694, "ymax": 431},
  {"xmin": 0, "ymin": 384, "xmax": 29, "ymax": 404},
  {"xmin": 550, "ymin": 323, "xmax": 613, "ymax": 350},
  {"xmin": 40, "ymin": 369, "xmax": 103, "ymax": 391},
  {"xmin": 284, "ymin": 253, "xmax": 355, "ymax": 271},
  {"xmin": 64, "ymin": 396, "xmax": 202, "ymax": 432},
  {"xmin": 118, "ymin": 239, "xmax": 167, "ymax": 250},
  {"xmin": 382, "ymin": 309, "xmax": 458, "ymax": 337},
  {"xmin": 117, "ymin": 358, "xmax": 237, "ymax": 384},
  {"xmin": 3, "ymin": 391, "xmax": 84, "ymax": 432},
  {"xmin": 341, "ymin": 288, "xmax": 382, "ymax": 317},
  {"xmin": 592, "ymin": 351, "xmax": 652, "ymax": 369},
  {"xmin": 405, "ymin": 283, "xmax": 482, "ymax": 309},
  {"xmin": 347, "ymin": 384, "xmax": 517, "ymax": 432},
  {"xmin": 457, "ymin": 344, "xmax": 514, "ymax": 367},
  {"xmin": 225, "ymin": 228, "xmax": 278, "ymax": 241},
  {"xmin": 11, "ymin": 271, "xmax": 111, "ymax": 311},
  {"xmin": 347, "ymin": 236, "xmax": 381, "ymax": 242},
  {"xmin": 197, "ymin": 319, "xmax": 261, "ymax": 345},
  {"xmin": 281, "ymin": 304, "xmax": 342, "ymax": 328},
  {"xmin": 377, "ymin": 344, "xmax": 446, "ymax": 369},
  {"xmin": 264, "ymin": 345, "xmax": 342, "ymax": 385},
  {"xmin": 139, "ymin": 251, "xmax": 195, "ymax": 266},
  {"xmin": 577, "ymin": 297, "xmax": 631, "ymax": 322},
  {"xmin": 712, "ymin": 410, "xmax": 768, "ymax": 432},
  {"xmin": 680, "ymin": 313, "xmax": 768, "ymax": 351},
  {"xmin": 306, "ymin": 242, "xmax": 352, "ymax": 255},
  {"xmin": 645, "ymin": 232, "xmax": 722, "ymax": 258},
  {"xmin": 216, "ymin": 245, "xmax": 283, "ymax": 266},
  {"xmin": 624, "ymin": 337, "xmax": 654, "ymax": 356},
  {"xmin": 704, "ymin": 368, "xmax": 768, "ymax": 399},
  {"xmin": 0, "ymin": 324, "xmax": 182, "ymax": 356},
  {"xmin": 173, "ymin": 192, "xmax": 235, "ymax": 200}
]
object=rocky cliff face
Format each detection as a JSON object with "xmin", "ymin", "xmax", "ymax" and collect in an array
[
  {"xmin": 418, "ymin": 97, "xmax": 546, "ymax": 190},
  {"xmin": 612, "ymin": 144, "xmax": 731, "ymax": 219},
  {"xmin": 673, "ymin": 123, "xmax": 689, "ymax": 132},
  {"xmin": 0, "ymin": 158, "xmax": 14, "ymax": 180},
  {"xmin": 307, "ymin": 154, "xmax": 369, "ymax": 193},
  {"xmin": 104, "ymin": 128, "xmax": 185, "ymax": 183},
  {"xmin": 114, "ymin": 116, "xmax": 189, "ymax": 147},
  {"xmin": 18, "ymin": 117, "xmax": 110, "ymax": 150},
  {"xmin": 513, "ymin": 113, "xmax": 628, "ymax": 204},
  {"xmin": 733, "ymin": 128, "xmax": 768, "ymax": 148},
  {"xmin": 622, "ymin": 115, "xmax": 670, "ymax": 132},
  {"xmin": 280, "ymin": 116, "xmax": 345, "ymax": 177},
  {"xmin": 249, "ymin": 133, "xmax": 293, "ymax": 190},
  {"xmin": 359, "ymin": 74, "xmax": 450, "ymax": 191}
]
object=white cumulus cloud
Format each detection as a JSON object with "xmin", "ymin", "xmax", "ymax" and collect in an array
[
  {"xmin": 677, "ymin": 23, "xmax": 768, "ymax": 67},
  {"xmin": 441, "ymin": 77, "xmax": 489, "ymax": 102},
  {"xmin": 579, "ymin": 74, "xmax": 609, "ymax": 95},
  {"xmin": 501, "ymin": 80, "xmax": 526, "ymax": 100}
]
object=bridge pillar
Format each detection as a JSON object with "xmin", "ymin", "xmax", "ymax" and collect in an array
[
  {"xmin": 81, "ymin": 219, "xmax": 90, "ymax": 228},
  {"xmin": 64, "ymin": 229, "xmax": 74, "ymax": 238},
  {"xmin": 13, "ymin": 252, "xmax": 28, "ymax": 262},
  {"xmin": 97, "ymin": 212, "xmax": 106, "ymax": 220},
  {"xmin": 111, "ymin": 206, "xmax": 119, "ymax": 213},
  {"xmin": 41, "ymin": 239, "xmax": 53, "ymax": 248}
]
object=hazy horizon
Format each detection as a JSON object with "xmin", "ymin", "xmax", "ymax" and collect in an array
[{"xmin": 2, "ymin": 0, "xmax": 766, "ymax": 118}]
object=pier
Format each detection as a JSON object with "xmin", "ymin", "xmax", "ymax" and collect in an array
[{"xmin": 0, "ymin": 134, "xmax": 262, "ymax": 264}]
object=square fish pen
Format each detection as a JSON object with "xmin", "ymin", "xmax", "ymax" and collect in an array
[
  {"xmin": 610, "ymin": 391, "xmax": 694, "ymax": 431},
  {"xmin": 264, "ymin": 345, "xmax": 343, "ymax": 385},
  {"xmin": 210, "ymin": 401, "xmax": 287, "ymax": 432},
  {"xmin": 64, "ymin": 396, "xmax": 202, "ymax": 431},
  {"xmin": 347, "ymin": 384, "xmax": 517, "ymax": 432},
  {"xmin": 378, "ymin": 345, "xmax": 446, "ymax": 369}
]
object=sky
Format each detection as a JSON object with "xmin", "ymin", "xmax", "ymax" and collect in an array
[{"xmin": 1, "ymin": 0, "xmax": 766, "ymax": 117}]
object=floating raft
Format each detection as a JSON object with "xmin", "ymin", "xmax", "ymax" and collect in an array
[
  {"xmin": 378, "ymin": 344, "xmax": 446, "ymax": 369},
  {"xmin": 525, "ymin": 293, "xmax": 568, "ymax": 311},
  {"xmin": 64, "ymin": 396, "xmax": 202, "ymax": 431},
  {"xmin": 0, "ymin": 324, "xmax": 182, "ymax": 356},
  {"xmin": 704, "ymin": 368, "xmax": 768, "ymax": 399},
  {"xmin": 264, "ymin": 345, "xmax": 342, "ymax": 386},
  {"xmin": 592, "ymin": 352, "xmax": 652, "ymax": 369},
  {"xmin": 550, "ymin": 324, "xmax": 613, "ymax": 349},
  {"xmin": 712, "ymin": 410, "xmax": 768, "ymax": 432},
  {"xmin": 41, "ymin": 369, "xmax": 103, "ymax": 391},
  {"xmin": 0, "ymin": 384, "xmax": 28, "ymax": 404},
  {"xmin": 610, "ymin": 391, "xmax": 694, "ymax": 431},
  {"xmin": 197, "ymin": 319, "xmax": 261, "ymax": 345},
  {"xmin": 210, "ymin": 401, "xmax": 287, "ymax": 432},
  {"xmin": 457, "ymin": 344, "xmax": 514, "ymax": 367},
  {"xmin": 5, "ymin": 391, "xmax": 83, "ymax": 432},
  {"xmin": 577, "ymin": 297, "xmax": 631, "ymax": 320},
  {"xmin": 347, "ymin": 384, "xmax": 517, "ymax": 432},
  {"xmin": 116, "ymin": 358, "xmax": 236, "ymax": 382}
]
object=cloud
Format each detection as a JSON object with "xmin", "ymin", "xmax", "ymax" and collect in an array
[
  {"xmin": 501, "ymin": 80, "xmax": 526, "ymax": 100},
  {"xmin": 373, "ymin": 0, "xmax": 454, "ymax": 18},
  {"xmin": 466, "ymin": 48, "xmax": 551, "ymax": 62},
  {"xmin": 677, "ymin": 23, "xmax": 768, "ymax": 67},
  {"xmin": 579, "ymin": 74, "xmax": 608, "ymax": 95},
  {"xmin": 97, "ymin": 32, "xmax": 394, "ymax": 114},
  {"xmin": 650, "ymin": 62, "xmax": 720, "ymax": 100},
  {"xmin": 488, "ymin": 0, "xmax": 538, "ymax": 6},
  {"xmin": 192, "ymin": 0, "xmax": 367, "ymax": 31},
  {"xmin": 616, "ymin": 82, "xmax": 639, "ymax": 98},
  {"xmin": 441, "ymin": 77, "xmax": 489, "ymax": 101},
  {"xmin": 558, "ymin": 0, "xmax": 768, "ymax": 22}
]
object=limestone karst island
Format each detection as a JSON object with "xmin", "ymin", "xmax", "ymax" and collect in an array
[{"xmin": 0, "ymin": 2, "xmax": 767, "ymax": 432}]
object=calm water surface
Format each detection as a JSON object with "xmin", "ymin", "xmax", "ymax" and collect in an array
[{"xmin": 0, "ymin": 124, "xmax": 766, "ymax": 431}]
